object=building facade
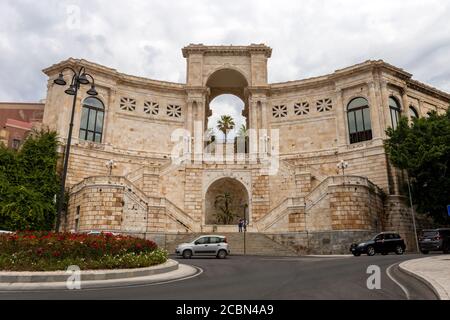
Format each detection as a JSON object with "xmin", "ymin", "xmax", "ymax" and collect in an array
[
  {"xmin": 41, "ymin": 44, "xmax": 450, "ymax": 253},
  {"xmin": 0, "ymin": 102, "xmax": 45, "ymax": 149}
]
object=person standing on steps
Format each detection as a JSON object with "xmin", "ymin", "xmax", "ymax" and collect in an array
[
  {"xmin": 243, "ymin": 218, "xmax": 248, "ymax": 232},
  {"xmin": 238, "ymin": 218, "xmax": 243, "ymax": 232}
]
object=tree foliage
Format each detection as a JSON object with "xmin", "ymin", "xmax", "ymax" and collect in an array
[
  {"xmin": 0, "ymin": 129, "xmax": 59, "ymax": 230},
  {"xmin": 385, "ymin": 109, "xmax": 450, "ymax": 223},
  {"xmin": 214, "ymin": 192, "xmax": 237, "ymax": 225},
  {"xmin": 217, "ymin": 115, "xmax": 235, "ymax": 142}
]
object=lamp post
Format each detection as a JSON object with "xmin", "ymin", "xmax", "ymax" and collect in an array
[
  {"xmin": 407, "ymin": 177, "xmax": 420, "ymax": 253},
  {"xmin": 241, "ymin": 203, "xmax": 248, "ymax": 255},
  {"xmin": 106, "ymin": 159, "xmax": 116, "ymax": 176},
  {"xmin": 337, "ymin": 160, "xmax": 349, "ymax": 185},
  {"xmin": 53, "ymin": 66, "xmax": 98, "ymax": 232}
]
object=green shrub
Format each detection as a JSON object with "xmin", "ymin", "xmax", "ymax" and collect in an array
[
  {"xmin": 0, "ymin": 129, "xmax": 59, "ymax": 231},
  {"xmin": 0, "ymin": 231, "xmax": 168, "ymax": 271}
]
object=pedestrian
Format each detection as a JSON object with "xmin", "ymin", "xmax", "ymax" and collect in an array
[
  {"xmin": 243, "ymin": 218, "xmax": 247, "ymax": 232},
  {"xmin": 238, "ymin": 219, "xmax": 243, "ymax": 232}
]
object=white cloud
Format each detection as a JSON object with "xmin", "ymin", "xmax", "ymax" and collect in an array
[{"xmin": 0, "ymin": 0, "xmax": 449, "ymax": 102}]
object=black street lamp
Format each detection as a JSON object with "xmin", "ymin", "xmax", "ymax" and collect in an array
[{"xmin": 53, "ymin": 66, "xmax": 98, "ymax": 232}]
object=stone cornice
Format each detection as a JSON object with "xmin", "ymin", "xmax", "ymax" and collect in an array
[
  {"xmin": 407, "ymin": 79, "xmax": 450, "ymax": 102},
  {"xmin": 270, "ymin": 60, "xmax": 450, "ymax": 102},
  {"xmin": 42, "ymin": 58, "xmax": 186, "ymax": 92},
  {"xmin": 42, "ymin": 56, "xmax": 450, "ymax": 103},
  {"xmin": 182, "ymin": 44, "xmax": 272, "ymax": 58}
]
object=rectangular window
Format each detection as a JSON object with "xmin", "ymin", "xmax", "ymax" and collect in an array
[
  {"xmin": 88, "ymin": 111, "xmax": 96, "ymax": 131},
  {"xmin": 363, "ymin": 108, "xmax": 372, "ymax": 130},
  {"xmin": 96, "ymin": 111, "xmax": 104, "ymax": 132},
  {"xmin": 348, "ymin": 113, "xmax": 356, "ymax": 134},
  {"xmin": 79, "ymin": 129, "xmax": 86, "ymax": 140},
  {"xmin": 12, "ymin": 139, "xmax": 21, "ymax": 149},
  {"xmin": 80, "ymin": 108, "xmax": 89, "ymax": 129},
  {"xmin": 75, "ymin": 206, "xmax": 80, "ymax": 232},
  {"xmin": 355, "ymin": 109, "xmax": 364, "ymax": 132}
]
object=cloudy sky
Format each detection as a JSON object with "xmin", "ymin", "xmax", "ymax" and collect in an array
[{"xmin": 1, "ymin": 0, "xmax": 450, "ymax": 135}]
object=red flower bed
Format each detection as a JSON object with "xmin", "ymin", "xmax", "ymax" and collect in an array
[{"xmin": 0, "ymin": 231, "xmax": 158, "ymax": 261}]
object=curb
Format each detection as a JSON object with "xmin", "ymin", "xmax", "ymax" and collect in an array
[
  {"xmin": 0, "ymin": 259, "xmax": 178, "ymax": 283},
  {"xmin": 399, "ymin": 258, "xmax": 449, "ymax": 300},
  {"xmin": 0, "ymin": 259, "xmax": 201, "ymax": 291}
]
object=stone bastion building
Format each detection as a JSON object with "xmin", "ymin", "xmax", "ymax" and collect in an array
[{"xmin": 41, "ymin": 44, "xmax": 450, "ymax": 254}]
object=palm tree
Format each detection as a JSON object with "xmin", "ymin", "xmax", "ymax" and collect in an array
[
  {"xmin": 237, "ymin": 124, "xmax": 248, "ymax": 138},
  {"xmin": 214, "ymin": 192, "xmax": 237, "ymax": 225},
  {"xmin": 217, "ymin": 115, "xmax": 235, "ymax": 143}
]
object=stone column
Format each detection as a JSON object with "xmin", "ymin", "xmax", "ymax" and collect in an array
[
  {"xmin": 380, "ymin": 81, "xmax": 390, "ymax": 134},
  {"xmin": 104, "ymin": 88, "xmax": 117, "ymax": 145},
  {"xmin": 368, "ymin": 81, "xmax": 382, "ymax": 139},
  {"xmin": 194, "ymin": 99, "xmax": 204, "ymax": 163},
  {"xmin": 334, "ymin": 88, "xmax": 347, "ymax": 147},
  {"xmin": 401, "ymin": 87, "xmax": 409, "ymax": 114},
  {"xmin": 249, "ymin": 98, "xmax": 258, "ymax": 162}
]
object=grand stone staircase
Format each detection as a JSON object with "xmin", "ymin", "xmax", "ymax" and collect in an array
[{"xmin": 162, "ymin": 232, "xmax": 298, "ymax": 257}]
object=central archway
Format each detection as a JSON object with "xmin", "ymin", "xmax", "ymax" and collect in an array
[{"xmin": 205, "ymin": 177, "xmax": 249, "ymax": 225}]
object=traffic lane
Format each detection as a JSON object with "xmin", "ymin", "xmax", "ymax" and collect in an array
[{"xmin": 0, "ymin": 254, "xmax": 429, "ymax": 300}]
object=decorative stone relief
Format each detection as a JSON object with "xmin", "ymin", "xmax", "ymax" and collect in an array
[
  {"xmin": 294, "ymin": 102, "xmax": 309, "ymax": 116},
  {"xmin": 167, "ymin": 104, "xmax": 182, "ymax": 118},
  {"xmin": 316, "ymin": 98, "xmax": 333, "ymax": 112},
  {"xmin": 144, "ymin": 101, "xmax": 159, "ymax": 115},
  {"xmin": 120, "ymin": 97, "xmax": 136, "ymax": 111},
  {"xmin": 272, "ymin": 105, "xmax": 287, "ymax": 118}
]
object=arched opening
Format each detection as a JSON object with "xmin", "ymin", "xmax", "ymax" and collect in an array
[
  {"xmin": 347, "ymin": 97, "xmax": 372, "ymax": 144},
  {"xmin": 205, "ymin": 69, "xmax": 249, "ymax": 150},
  {"xmin": 205, "ymin": 177, "xmax": 249, "ymax": 225},
  {"xmin": 207, "ymin": 94, "xmax": 246, "ymax": 143},
  {"xmin": 389, "ymin": 96, "xmax": 401, "ymax": 130},
  {"xmin": 79, "ymin": 97, "xmax": 105, "ymax": 143}
]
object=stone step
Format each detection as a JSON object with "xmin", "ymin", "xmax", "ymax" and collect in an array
[{"xmin": 162, "ymin": 233, "xmax": 298, "ymax": 257}]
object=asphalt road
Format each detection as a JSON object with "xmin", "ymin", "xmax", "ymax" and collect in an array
[{"xmin": 0, "ymin": 254, "xmax": 437, "ymax": 300}]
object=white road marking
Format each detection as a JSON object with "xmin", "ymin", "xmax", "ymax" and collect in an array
[{"xmin": 386, "ymin": 263, "xmax": 410, "ymax": 300}]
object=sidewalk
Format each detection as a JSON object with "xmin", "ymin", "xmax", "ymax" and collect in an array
[{"xmin": 399, "ymin": 255, "xmax": 450, "ymax": 300}]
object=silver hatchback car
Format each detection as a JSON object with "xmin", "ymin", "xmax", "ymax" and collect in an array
[{"xmin": 176, "ymin": 235, "xmax": 230, "ymax": 259}]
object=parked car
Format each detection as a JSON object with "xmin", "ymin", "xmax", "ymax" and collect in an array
[
  {"xmin": 176, "ymin": 235, "xmax": 230, "ymax": 259},
  {"xmin": 419, "ymin": 228, "xmax": 450, "ymax": 254},
  {"xmin": 350, "ymin": 232, "xmax": 406, "ymax": 256},
  {"xmin": 0, "ymin": 230, "xmax": 13, "ymax": 235}
]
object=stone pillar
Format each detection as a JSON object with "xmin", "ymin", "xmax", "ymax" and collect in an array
[
  {"xmin": 368, "ymin": 81, "xmax": 382, "ymax": 139},
  {"xmin": 186, "ymin": 99, "xmax": 193, "ymax": 135},
  {"xmin": 380, "ymin": 81, "xmax": 391, "ymax": 135},
  {"xmin": 193, "ymin": 100, "xmax": 204, "ymax": 163},
  {"xmin": 334, "ymin": 88, "xmax": 347, "ymax": 147},
  {"xmin": 261, "ymin": 98, "xmax": 268, "ymax": 131},
  {"xmin": 401, "ymin": 87, "xmax": 409, "ymax": 114},
  {"xmin": 249, "ymin": 98, "xmax": 258, "ymax": 162}
]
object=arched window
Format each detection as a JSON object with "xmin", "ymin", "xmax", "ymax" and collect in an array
[
  {"xmin": 347, "ymin": 97, "xmax": 372, "ymax": 144},
  {"xmin": 389, "ymin": 97, "xmax": 401, "ymax": 129},
  {"xmin": 409, "ymin": 106, "xmax": 419, "ymax": 119},
  {"xmin": 79, "ymin": 97, "xmax": 104, "ymax": 143}
]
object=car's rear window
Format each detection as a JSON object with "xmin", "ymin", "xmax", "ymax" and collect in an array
[{"xmin": 422, "ymin": 231, "xmax": 438, "ymax": 237}]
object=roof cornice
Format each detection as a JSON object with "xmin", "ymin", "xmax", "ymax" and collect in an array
[
  {"xmin": 42, "ymin": 58, "xmax": 185, "ymax": 92},
  {"xmin": 182, "ymin": 44, "xmax": 272, "ymax": 58}
]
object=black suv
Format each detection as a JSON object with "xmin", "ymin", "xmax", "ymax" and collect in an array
[
  {"xmin": 350, "ymin": 232, "xmax": 406, "ymax": 256},
  {"xmin": 419, "ymin": 228, "xmax": 450, "ymax": 254}
]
